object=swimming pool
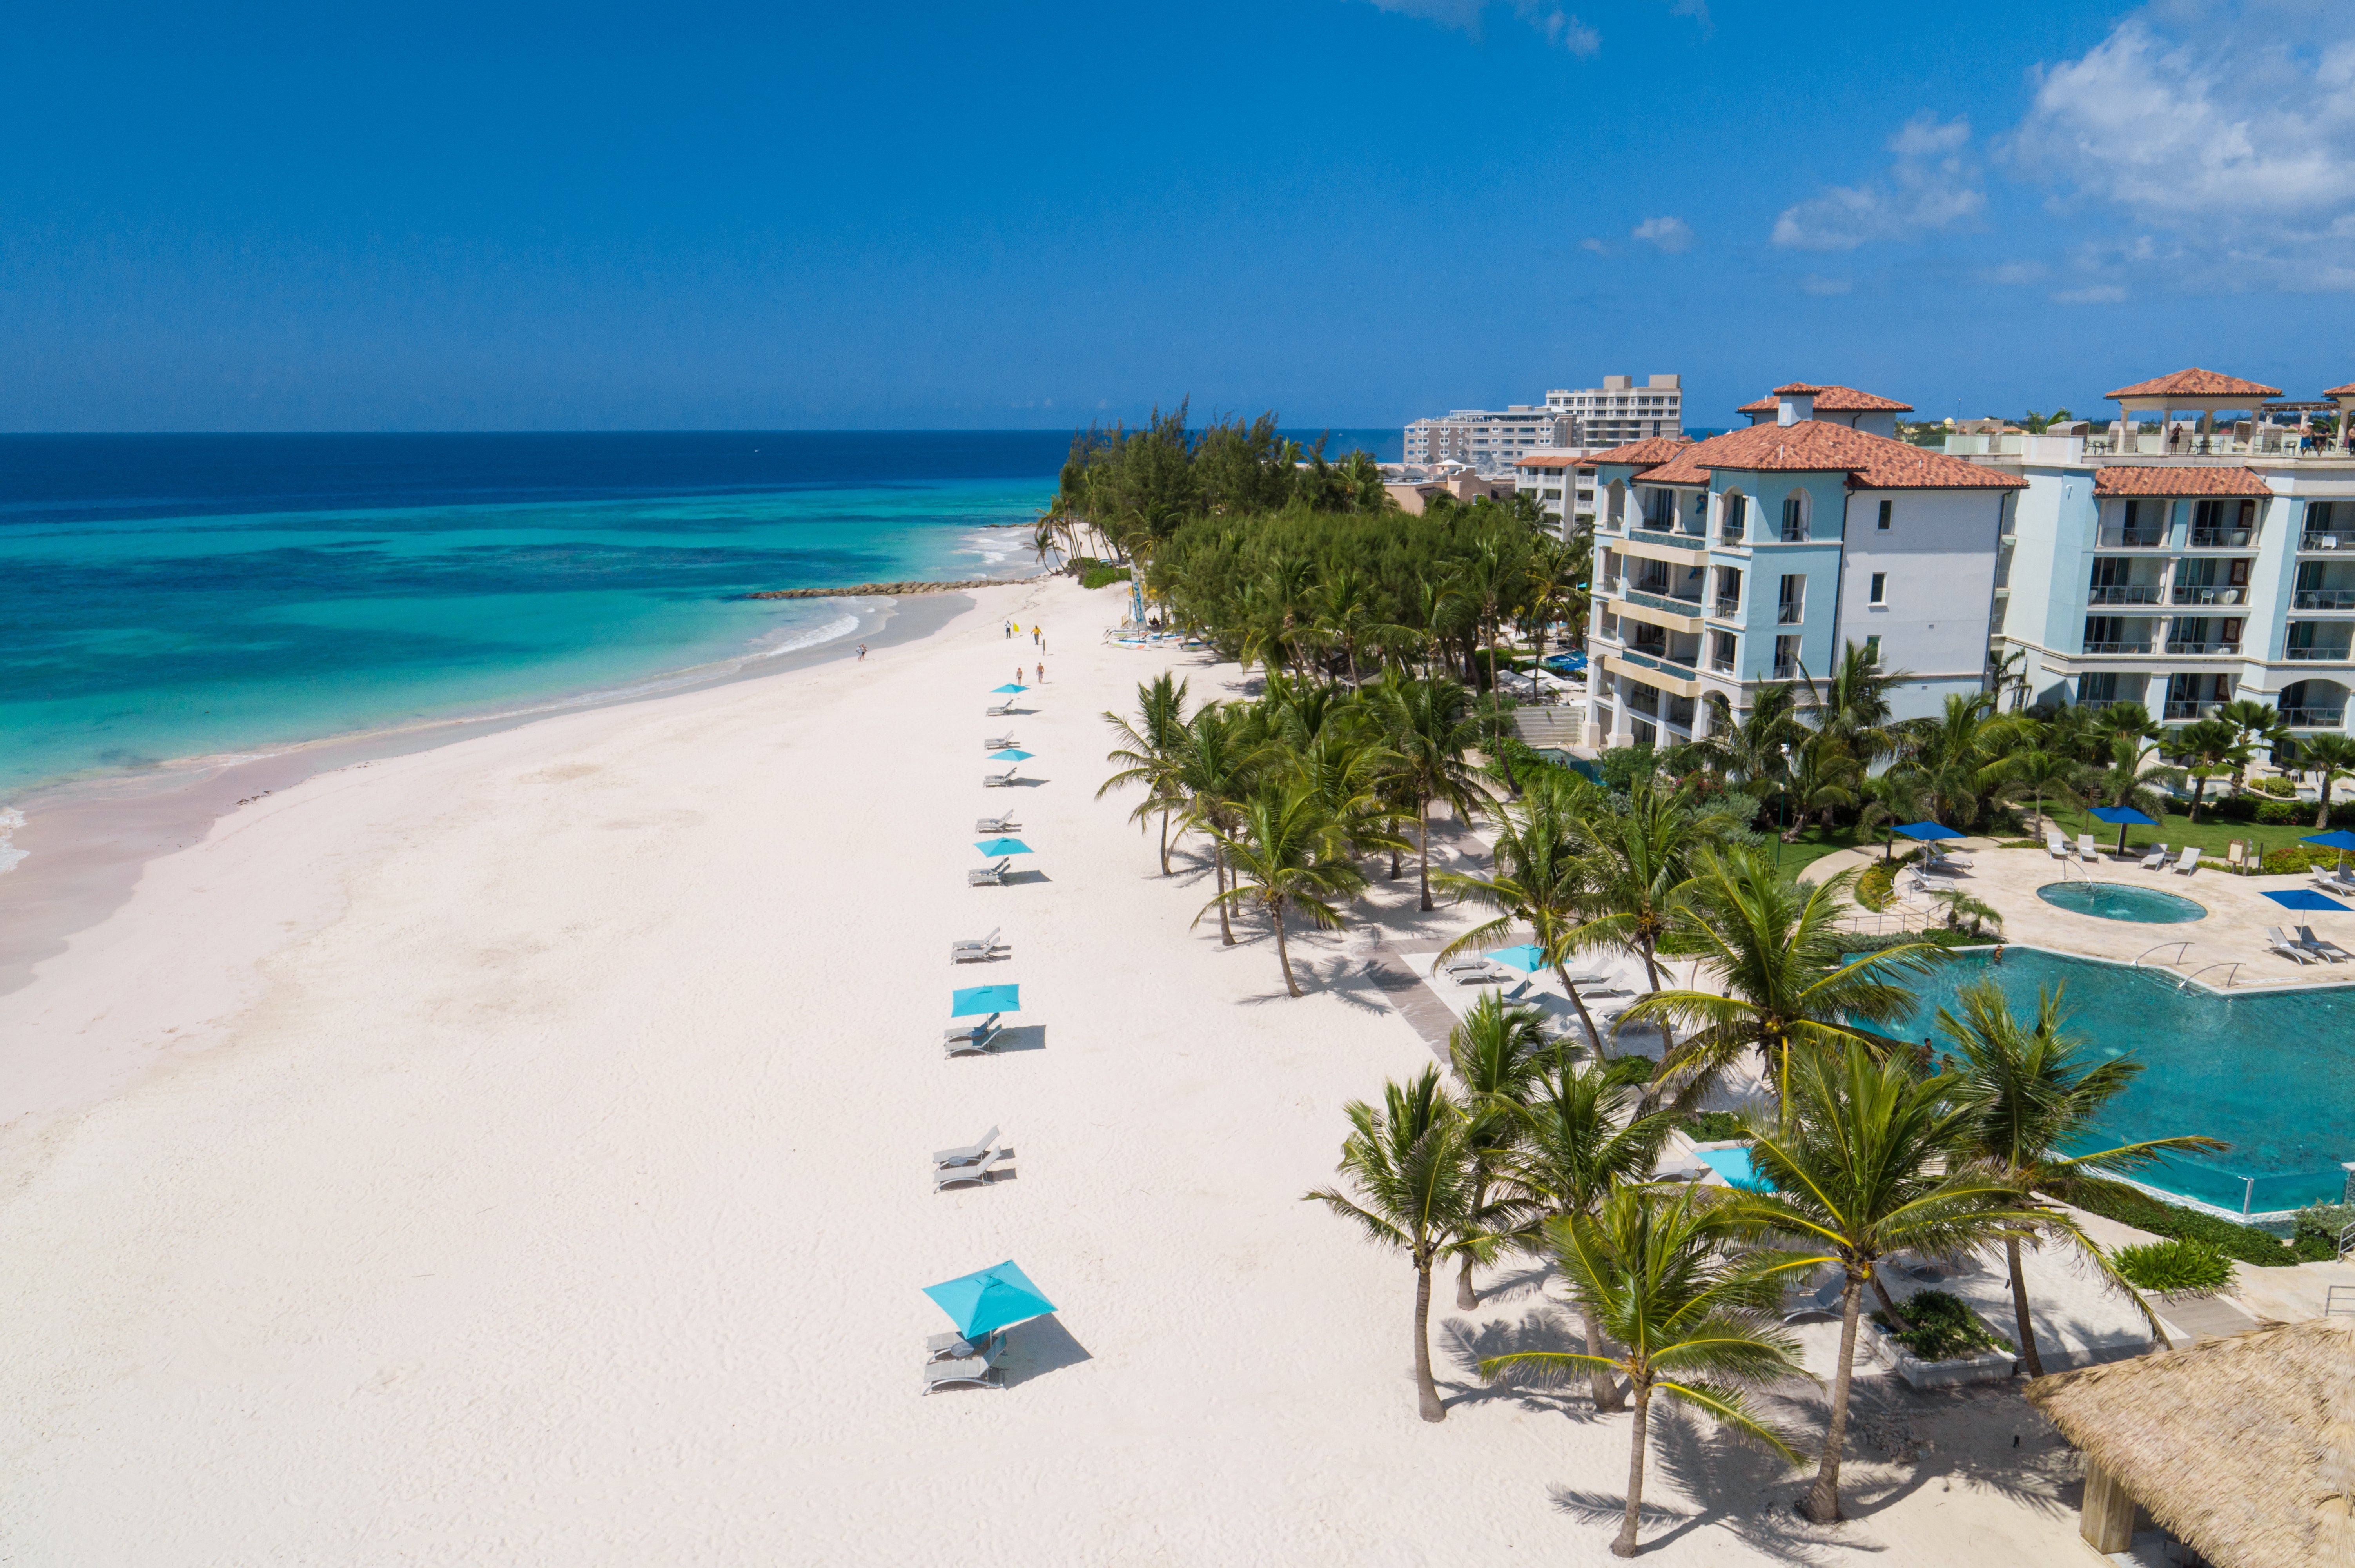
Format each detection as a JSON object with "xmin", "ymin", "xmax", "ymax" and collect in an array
[
  {"xmin": 2035, "ymin": 882, "xmax": 2207, "ymax": 924},
  {"xmin": 1692, "ymin": 1145, "xmax": 1772, "ymax": 1191},
  {"xmin": 1880, "ymin": 949, "xmax": 2355, "ymax": 1212}
]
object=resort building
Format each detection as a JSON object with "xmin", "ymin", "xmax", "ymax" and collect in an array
[
  {"xmin": 1512, "ymin": 452, "xmax": 1596, "ymax": 538},
  {"xmin": 1405, "ymin": 374, "xmax": 1682, "ymax": 476},
  {"xmin": 1959, "ymin": 367, "xmax": 2355, "ymax": 738},
  {"xmin": 1735, "ymin": 383, "xmax": 1910, "ymax": 436},
  {"xmin": 1583, "ymin": 385, "xmax": 2025, "ymax": 750}
]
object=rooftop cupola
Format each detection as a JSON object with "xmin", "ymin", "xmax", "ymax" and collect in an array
[{"xmin": 1773, "ymin": 382, "xmax": 1825, "ymax": 426}]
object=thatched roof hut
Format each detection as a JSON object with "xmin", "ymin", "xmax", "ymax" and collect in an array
[{"xmin": 2025, "ymin": 1318, "xmax": 2355, "ymax": 1566}]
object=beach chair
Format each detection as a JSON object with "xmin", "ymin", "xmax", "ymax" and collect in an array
[
  {"xmin": 986, "ymin": 699, "xmax": 1016, "ymax": 717},
  {"xmin": 933, "ymin": 1126, "xmax": 1001, "ymax": 1168},
  {"xmin": 2077, "ymin": 833, "xmax": 2101, "ymax": 863},
  {"xmin": 967, "ymin": 858, "xmax": 1013, "ymax": 887},
  {"xmin": 983, "ymin": 735, "xmax": 1017, "ymax": 750},
  {"xmin": 983, "ymin": 766, "xmax": 1020, "ymax": 788},
  {"xmin": 974, "ymin": 815, "xmax": 1020, "ymax": 835},
  {"xmin": 2140, "ymin": 843, "xmax": 2172, "ymax": 871},
  {"xmin": 1928, "ymin": 846, "xmax": 1974, "ymax": 870},
  {"xmin": 933, "ymin": 1148, "xmax": 1013, "ymax": 1190},
  {"xmin": 2046, "ymin": 831, "xmax": 2069, "ymax": 859},
  {"xmin": 922, "ymin": 1336, "xmax": 1008, "ymax": 1394},
  {"xmin": 2268, "ymin": 928, "xmax": 2315, "ymax": 965},
  {"xmin": 2172, "ymin": 846, "xmax": 2202, "ymax": 875},
  {"xmin": 1560, "ymin": 969, "xmax": 1615, "ymax": 987},
  {"xmin": 2299, "ymin": 925, "xmax": 2354, "ymax": 963},
  {"xmin": 1452, "ymin": 964, "xmax": 1506, "ymax": 985},
  {"xmin": 943, "ymin": 1014, "xmax": 1003, "ymax": 1054},
  {"xmin": 926, "ymin": 1328, "xmax": 1005, "ymax": 1362}
]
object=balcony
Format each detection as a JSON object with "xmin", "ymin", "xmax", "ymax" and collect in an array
[
  {"xmin": 2081, "ymin": 640, "xmax": 2154, "ymax": 655},
  {"xmin": 2089, "ymin": 584, "xmax": 2165, "ymax": 605},
  {"xmin": 1711, "ymin": 596, "xmax": 1740, "ymax": 619},
  {"xmin": 2282, "ymin": 706, "xmax": 2348, "ymax": 728},
  {"xmin": 2286, "ymin": 645, "xmax": 2355, "ymax": 662},
  {"xmin": 2301, "ymin": 532, "xmax": 2355, "ymax": 552},
  {"xmin": 2188, "ymin": 527, "xmax": 2257, "ymax": 549},
  {"xmin": 2172, "ymin": 585, "xmax": 2248, "ymax": 606},
  {"xmin": 1665, "ymin": 696, "xmax": 1696, "ymax": 730},
  {"xmin": 1709, "ymin": 651, "xmax": 1736, "ymax": 674},
  {"xmin": 1626, "ymin": 689, "xmax": 1660, "ymax": 718},
  {"xmin": 2099, "ymin": 527, "xmax": 2168, "ymax": 548},
  {"xmin": 2295, "ymin": 588, "xmax": 2355, "ymax": 610},
  {"xmin": 2164, "ymin": 640, "xmax": 2242, "ymax": 656},
  {"xmin": 2164, "ymin": 700, "xmax": 2224, "ymax": 720}
]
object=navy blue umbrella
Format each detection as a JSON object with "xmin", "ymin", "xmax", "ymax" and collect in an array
[
  {"xmin": 1892, "ymin": 822, "xmax": 1963, "ymax": 841},
  {"xmin": 2305, "ymin": 830, "xmax": 2355, "ymax": 875},
  {"xmin": 2263, "ymin": 889, "xmax": 2349, "ymax": 913},
  {"xmin": 2091, "ymin": 805, "xmax": 2158, "ymax": 854}
]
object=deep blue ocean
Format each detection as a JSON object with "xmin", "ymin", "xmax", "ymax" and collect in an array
[{"xmin": 0, "ymin": 430, "xmax": 1395, "ymax": 813}]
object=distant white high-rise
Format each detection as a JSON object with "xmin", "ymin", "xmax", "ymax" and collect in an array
[{"xmin": 1404, "ymin": 374, "xmax": 1682, "ymax": 476}]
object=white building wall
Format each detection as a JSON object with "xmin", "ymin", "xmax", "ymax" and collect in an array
[{"xmin": 1833, "ymin": 488, "xmax": 2010, "ymax": 721}]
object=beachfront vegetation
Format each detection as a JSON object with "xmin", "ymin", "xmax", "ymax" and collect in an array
[{"xmin": 2108, "ymin": 1238, "xmax": 2234, "ymax": 1296}]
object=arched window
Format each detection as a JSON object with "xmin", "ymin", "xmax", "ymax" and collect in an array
[
  {"xmin": 1606, "ymin": 480, "xmax": 1626, "ymax": 528},
  {"xmin": 1720, "ymin": 489, "xmax": 1747, "ymax": 542},
  {"xmin": 2281, "ymin": 680, "xmax": 2350, "ymax": 730},
  {"xmin": 1780, "ymin": 489, "xmax": 1811, "ymax": 541}
]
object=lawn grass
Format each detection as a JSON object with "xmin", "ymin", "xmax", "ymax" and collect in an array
[
  {"xmin": 2052, "ymin": 802, "xmax": 2324, "ymax": 867},
  {"xmin": 1766, "ymin": 824, "xmax": 1878, "ymax": 874}
]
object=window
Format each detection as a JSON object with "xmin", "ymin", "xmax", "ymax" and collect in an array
[
  {"xmin": 1720, "ymin": 492, "xmax": 1747, "ymax": 541},
  {"xmin": 1868, "ymin": 572, "xmax": 1887, "ymax": 605},
  {"xmin": 1778, "ymin": 574, "xmax": 1805, "ymax": 625},
  {"xmin": 1863, "ymin": 635, "xmax": 1881, "ymax": 662},
  {"xmin": 1710, "ymin": 630, "xmax": 1736, "ymax": 673},
  {"xmin": 1643, "ymin": 488, "xmax": 1676, "ymax": 529},
  {"xmin": 1877, "ymin": 499, "xmax": 1893, "ymax": 531},
  {"xmin": 1772, "ymin": 635, "xmax": 1801, "ymax": 679},
  {"xmin": 1780, "ymin": 490, "xmax": 1810, "ymax": 541}
]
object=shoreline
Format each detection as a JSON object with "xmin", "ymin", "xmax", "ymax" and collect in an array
[{"xmin": 0, "ymin": 589, "xmax": 975, "ymax": 997}]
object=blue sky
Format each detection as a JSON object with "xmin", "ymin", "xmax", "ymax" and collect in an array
[{"xmin": 3, "ymin": 0, "xmax": 2349, "ymax": 432}]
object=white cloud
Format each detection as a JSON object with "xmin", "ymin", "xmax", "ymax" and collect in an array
[
  {"xmin": 1771, "ymin": 113, "xmax": 1985, "ymax": 251},
  {"xmin": 2052, "ymin": 285, "xmax": 2129, "ymax": 305},
  {"xmin": 1363, "ymin": 0, "xmax": 1598, "ymax": 53},
  {"xmin": 1798, "ymin": 274, "xmax": 1853, "ymax": 296},
  {"xmin": 1579, "ymin": 237, "xmax": 1607, "ymax": 253},
  {"xmin": 1979, "ymin": 261, "xmax": 2047, "ymax": 285},
  {"xmin": 1999, "ymin": 4, "xmax": 2355, "ymax": 289},
  {"xmin": 1632, "ymin": 216, "xmax": 1693, "ymax": 253}
]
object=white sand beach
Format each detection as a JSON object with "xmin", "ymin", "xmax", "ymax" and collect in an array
[{"xmin": 0, "ymin": 582, "xmax": 2097, "ymax": 1566}]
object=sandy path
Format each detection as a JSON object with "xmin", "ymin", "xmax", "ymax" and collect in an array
[{"xmin": 0, "ymin": 581, "xmax": 2087, "ymax": 1565}]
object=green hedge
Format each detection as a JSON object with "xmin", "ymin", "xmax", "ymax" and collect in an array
[
  {"xmin": 1872, "ymin": 1289, "xmax": 2009, "ymax": 1361},
  {"xmin": 2066, "ymin": 1183, "xmax": 2306, "ymax": 1267},
  {"xmin": 2110, "ymin": 1237, "xmax": 2233, "ymax": 1294},
  {"xmin": 1678, "ymin": 1111, "xmax": 1747, "ymax": 1142}
]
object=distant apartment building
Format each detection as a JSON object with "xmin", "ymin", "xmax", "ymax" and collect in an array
[
  {"xmin": 1584, "ymin": 382, "xmax": 2022, "ymax": 750},
  {"xmin": 1405, "ymin": 374, "xmax": 1682, "ymax": 476},
  {"xmin": 1513, "ymin": 452, "xmax": 1597, "ymax": 539},
  {"xmin": 1960, "ymin": 367, "xmax": 2355, "ymax": 738}
]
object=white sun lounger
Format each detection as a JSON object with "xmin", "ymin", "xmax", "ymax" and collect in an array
[
  {"xmin": 933, "ymin": 1126, "xmax": 1001, "ymax": 1167},
  {"xmin": 926, "ymin": 1328, "xmax": 1005, "ymax": 1362},
  {"xmin": 2268, "ymin": 927, "xmax": 2315, "ymax": 965},
  {"xmin": 2172, "ymin": 846, "xmax": 2202, "ymax": 875},
  {"xmin": 923, "ymin": 1336, "xmax": 1008, "ymax": 1394},
  {"xmin": 933, "ymin": 1148, "xmax": 1013, "ymax": 1190},
  {"xmin": 983, "ymin": 766, "xmax": 1020, "ymax": 787},
  {"xmin": 983, "ymin": 735, "xmax": 1017, "ymax": 750},
  {"xmin": 987, "ymin": 699, "xmax": 1017, "ymax": 717},
  {"xmin": 2047, "ymin": 832, "xmax": 2069, "ymax": 859},
  {"xmin": 1453, "ymin": 964, "xmax": 1508, "ymax": 985},
  {"xmin": 2298, "ymin": 925, "xmax": 2353, "ymax": 963},
  {"xmin": 975, "ymin": 815, "xmax": 1020, "ymax": 834},
  {"xmin": 1439, "ymin": 953, "xmax": 1493, "ymax": 974},
  {"xmin": 2141, "ymin": 843, "xmax": 2172, "ymax": 871},
  {"xmin": 944, "ymin": 1014, "xmax": 1004, "ymax": 1054},
  {"xmin": 2078, "ymin": 833, "xmax": 2101, "ymax": 862},
  {"xmin": 968, "ymin": 858, "xmax": 1013, "ymax": 886}
]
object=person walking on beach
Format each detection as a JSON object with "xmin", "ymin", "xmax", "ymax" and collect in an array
[
  {"xmin": 1003, "ymin": 621, "xmax": 1011, "ymax": 639},
  {"xmin": 856, "ymin": 644, "xmax": 866, "ymax": 662},
  {"xmin": 1036, "ymin": 661, "xmax": 1044, "ymax": 683}
]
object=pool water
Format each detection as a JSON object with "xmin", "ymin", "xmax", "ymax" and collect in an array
[
  {"xmin": 1881, "ymin": 949, "xmax": 2355, "ymax": 1211},
  {"xmin": 1693, "ymin": 1146, "xmax": 1772, "ymax": 1191},
  {"xmin": 2035, "ymin": 882, "xmax": 2207, "ymax": 924}
]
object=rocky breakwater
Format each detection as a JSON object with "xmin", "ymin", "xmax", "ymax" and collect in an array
[{"xmin": 743, "ymin": 575, "xmax": 1048, "ymax": 601}]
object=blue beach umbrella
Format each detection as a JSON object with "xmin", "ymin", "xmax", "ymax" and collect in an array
[
  {"xmin": 991, "ymin": 683, "xmax": 1026, "ymax": 693},
  {"xmin": 2091, "ymin": 804, "xmax": 2159, "ymax": 854},
  {"xmin": 950, "ymin": 983, "xmax": 1021, "ymax": 1017},
  {"xmin": 923, "ymin": 1259, "xmax": 1058, "ymax": 1339},
  {"xmin": 1892, "ymin": 822, "xmax": 1963, "ymax": 841},
  {"xmin": 973, "ymin": 837, "xmax": 1032, "ymax": 857},
  {"xmin": 2263, "ymin": 889, "xmax": 2349, "ymax": 913},
  {"xmin": 1487, "ymin": 944, "xmax": 1549, "ymax": 973},
  {"xmin": 2304, "ymin": 830, "xmax": 2355, "ymax": 875},
  {"xmin": 989, "ymin": 748, "xmax": 1034, "ymax": 762}
]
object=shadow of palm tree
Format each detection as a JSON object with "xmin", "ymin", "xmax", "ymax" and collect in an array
[
  {"xmin": 1633, "ymin": 1403, "xmax": 1840, "ymax": 1563},
  {"xmin": 1432, "ymin": 1305, "xmax": 1595, "ymax": 1417}
]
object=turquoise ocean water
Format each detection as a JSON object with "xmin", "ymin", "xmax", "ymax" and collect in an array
[{"xmin": 0, "ymin": 434, "xmax": 1077, "ymax": 809}]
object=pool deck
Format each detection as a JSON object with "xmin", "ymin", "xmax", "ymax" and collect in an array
[{"xmin": 1810, "ymin": 839, "xmax": 2355, "ymax": 992}]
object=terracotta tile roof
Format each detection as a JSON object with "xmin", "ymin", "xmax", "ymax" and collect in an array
[
  {"xmin": 1635, "ymin": 420, "xmax": 2025, "ymax": 491},
  {"xmin": 2105, "ymin": 367, "xmax": 2284, "ymax": 401},
  {"xmin": 2092, "ymin": 466, "xmax": 2275, "ymax": 498},
  {"xmin": 1582, "ymin": 436, "xmax": 1692, "ymax": 472},
  {"xmin": 1737, "ymin": 384, "xmax": 1915, "ymax": 414},
  {"xmin": 1513, "ymin": 450, "xmax": 1592, "ymax": 470},
  {"xmin": 2325, "ymin": 382, "xmax": 2355, "ymax": 398}
]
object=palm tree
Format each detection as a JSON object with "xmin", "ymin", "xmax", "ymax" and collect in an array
[
  {"xmin": 1197, "ymin": 783, "xmax": 1366, "ymax": 996},
  {"xmin": 1433, "ymin": 772, "xmax": 1613, "ymax": 1048},
  {"xmin": 1372, "ymin": 676, "xmax": 1491, "ymax": 911},
  {"xmin": 1307, "ymin": 565, "xmax": 1395, "ymax": 688},
  {"xmin": 1444, "ymin": 535, "xmax": 1527, "ymax": 693},
  {"xmin": 1907, "ymin": 691, "xmax": 2004, "ymax": 828},
  {"xmin": 1444, "ymin": 992, "xmax": 1549, "ymax": 1307},
  {"xmin": 1293, "ymin": 723, "xmax": 1410, "ymax": 869},
  {"xmin": 2215, "ymin": 698, "xmax": 2290, "ymax": 794},
  {"xmin": 1631, "ymin": 848, "xmax": 1944, "ymax": 1111},
  {"xmin": 2090, "ymin": 726, "xmax": 2184, "ymax": 822},
  {"xmin": 1305, "ymin": 1067, "xmax": 1488, "ymax": 1421},
  {"xmin": 2298, "ymin": 732, "xmax": 2355, "ymax": 828},
  {"xmin": 1498, "ymin": 1052, "xmax": 1677, "ymax": 1413},
  {"xmin": 1729, "ymin": 1042, "xmax": 2022, "ymax": 1524},
  {"xmin": 1938, "ymin": 982, "xmax": 2223, "ymax": 1376},
  {"xmin": 1690, "ymin": 682, "xmax": 1803, "ymax": 802},
  {"xmin": 1856, "ymin": 768, "xmax": 1927, "ymax": 862},
  {"xmin": 1783, "ymin": 731, "xmax": 1860, "ymax": 837},
  {"xmin": 1981, "ymin": 730, "xmax": 2086, "ymax": 838},
  {"xmin": 1805, "ymin": 639, "xmax": 1909, "ymax": 766},
  {"xmin": 1480, "ymin": 1187, "xmax": 1807, "ymax": 1558},
  {"xmin": 1098, "ymin": 673, "xmax": 1191, "ymax": 873},
  {"xmin": 1170, "ymin": 703, "xmax": 1265, "ymax": 946},
  {"xmin": 2164, "ymin": 718, "xmax": 2245, "ymax": 823},
  {"xmin": 1566, "ymin": 782, "xmax": 1710, "ymax": 1000}
]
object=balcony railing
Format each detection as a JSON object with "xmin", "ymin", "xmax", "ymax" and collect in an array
[
  {"xmin": 1633, "ymin": 577, "xmax": 1673, "ymax": 597},
  {"xmin": 2081, "ymin": 640, "xmax": 2154, "ymax": 655},
  {"xmin": 2286, "ymin": 645, "xmax": 2355, "ymax": 662},
  {"xmin": 1665, "ymin": 699, "xmax": 1696, "ymax": 729},
  {"xmin": 2189, "ymin": 528, "xmax": 2257, "ymax": 548},
  {"xmin": 1712, "ymin": 597, "xmax": 1740, "ymax": 619},
  {"xmin": 2282, "ymin": 706, "xmax": 2348, "ymax": 728},
  {"xmin": 1626, "ymin": 692, "xmax": 1660, "ymax": 717},
  {"xmin": 2164, "ymin": 640, "xmax": 2242, "ymax": 656},
  {"xmin": 2302, "ymin": 533, "xmax": 2355, "ymax": 552},
  {"xmin": 2296, "ymin": 588, "xmax": 2355, "ymax": 610},
  {"xmin": 2099, "ymin": 527, "xmax": 2168, "ymax": 548},
  {"xmin": 2090, "ymin": 584, "xmax": 2164, "ymax": 605},
  {"xmin": 1709, "ymin": 654, "xmax": 1735, "ymax": 674},
  {"xmin": 2172, "ymin": 586, "xmax": 2248, "ymax": 606},
  {"xmin": 2164, "ymin": 700, "xmax": 2224, "ymax": 720},
  {"xmin": 1771, "ymin": 662, "xmax": 1797, "ymax": 680},
  {"xmin": 1776, "ymin": 603, "xmax": 1803, "ymax": 625}
]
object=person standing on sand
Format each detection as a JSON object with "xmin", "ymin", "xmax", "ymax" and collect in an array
[
  {"xmin": 856, "ymin": 644, "xmax": 866, "ymax": 662},
  {"xmin": 1036, "ymin": 661, "xmax": 1044, "ymax": 683}
]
